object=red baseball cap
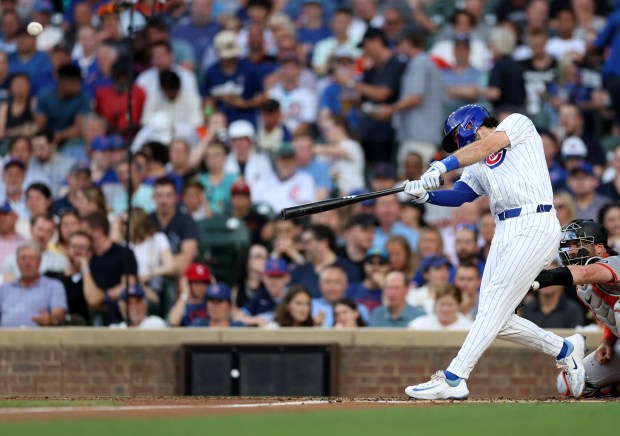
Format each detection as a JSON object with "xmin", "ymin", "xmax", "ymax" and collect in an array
[
  {"xmin": 231, "ymin": 179, "xmax": 251, "ymax": 196},
  {"xmin": 185, "ymin": 263, "xmax": 211, "ymax": 282}
]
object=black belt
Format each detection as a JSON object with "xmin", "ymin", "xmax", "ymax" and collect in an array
[{"xmin": 497, "ymin": 204, "xmax": 552, "ymax": 221}]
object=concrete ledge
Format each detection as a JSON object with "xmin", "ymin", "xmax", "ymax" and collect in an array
[{"xmin": 0, "ymin": 328, "xmax": 601, "ymax": 348}]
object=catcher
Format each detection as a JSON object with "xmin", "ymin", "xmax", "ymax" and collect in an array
[{"xmin": 532, "ymin": 219, "xmax": 620, "ymax": 397}]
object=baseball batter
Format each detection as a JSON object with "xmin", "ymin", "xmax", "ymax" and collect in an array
[
  {"xmin": 532, "ymin": 219, "xmax": 620, "ymax": 397},
  {"xmin": 403, "ymin": 104, "xmax": 586, "ymax": 399}
]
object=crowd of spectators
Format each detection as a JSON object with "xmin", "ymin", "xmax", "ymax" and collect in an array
[{"xmin": 0, "ymin": 0, "xmax": 619, "ymax": 331}]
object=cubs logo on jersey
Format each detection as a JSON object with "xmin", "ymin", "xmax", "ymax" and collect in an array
[{"xmin": 486, "ymin": 149, "xmax": 506, "ymax": 168}]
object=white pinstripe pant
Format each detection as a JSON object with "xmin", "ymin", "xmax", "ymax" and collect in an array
[{"xmin": 447, "ymin": 210, "xmax": 565, "ymax": 379}]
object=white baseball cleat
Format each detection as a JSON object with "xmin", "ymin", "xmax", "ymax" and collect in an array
[
  {"xmin": 405, "ymin": 371, "xmax": 469, "ymax": 400},
  {"xmin": 556, "ymin": 334, "xmax": 587, "ymax": 398}
]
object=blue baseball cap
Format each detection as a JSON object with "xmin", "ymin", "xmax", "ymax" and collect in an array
[
  {"xmin": 206, "ymin": 283, "xmax": 232, "ymax": 302},
  {"xmin": 364, "ymin": 247, "xmax": 388, "ymax": 262},
  {"xmin": 264, "ymin": 258, "xmax": 289, "ymax": 277},
  {"xmin": 34, "ymin": 0, "xmax": 54, "ymax": 12},
  {"xmin": 0, "ymin": 200, "xmax": 12, "ymax": 213},
  {"xmin": 569, "ymin": 162, "xmax": 595, "ymax": 177},
  {"xmin": 121, "ymin": 284, "xmax": 146, "ymax": 300},
  {"xmin": 90, "ymin": 136, "xmax": 111, "ymax": 152},
  {"xmin": 347, "ymin": 189, "xmax": 375, "ymax": 207},
  {"xmin": 108, "ymin": 134, "xmax": 125, "ymax": 150},
  {"xmin": 4, "ymin": 159, "xmax": 26, "ymax": 171},
  {"xmin": 420, "ymin": 255, "xmax": 452, "ymax": 272}
]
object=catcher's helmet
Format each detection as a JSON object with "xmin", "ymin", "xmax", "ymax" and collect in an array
[
  {"xmin": 442, "ymin": 104, "xmax": 490, "ymax": 153},
  {"xmin": 559, "ymin": 219, "xmax": 609, "ymax": 266}
]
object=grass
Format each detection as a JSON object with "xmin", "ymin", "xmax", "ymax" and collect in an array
[
  {"xmin": 0, "ymin": 403, "xmax": 616, "ymax": 436},
  {"xmin": 0, "ymin": 399, "xmax": 121, "ymax": 408}
]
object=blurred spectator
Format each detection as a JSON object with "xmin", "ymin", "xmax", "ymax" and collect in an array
[
  {"xmin": 521, "ymin": 30, "xmax": 557, "ymax": 123},
  {"xmin": 110, "ymin": 284, "xmax": 166, "ymax": 329},
  {"xmin": 371, "ymin": 271, "xmax": 425, "ymax": 328},
  {"xmin": 522, "ymin": 284, "xmax": 585, "ymax": 328},
  {"xmin": 296, "ymin": 0, "xmax": 332, "ymax": 62},
  {"xmin": 333, "ymin": 297, "xmax": 367, "ymax": 328},
  {"xmin": 1, "ymin": 159, "xmax": 27, "ymax": 219},
  {"xmin": 168, "ymin": 138, "xmax": 197, "ymax": 186},
  {"xmin": 243, "ymin": 21, "xmax": 278, "ymax": 82},
  {"xmin": 594, "ymin": 1, "xmax": 620, "ymax": 131},
  {"xmin": 229, "ymin": 180, "xmax": 271, "ymax": 246},
  {"xmin": 25, "ymin": 183, "xmax": 52, "ymax": 220},
  {"xmin": 315, "ymin": 114, "xmax": 365, "ymax": 195},
  {"xmin": 372, "ymin": 194, "xmax": 419, "ymax": 251},
  {"xmin": 555, "ymin": 104, "xmax": 606, "ymax": 168},
  {"xmin": 72, "ymin": 25, "xmax": 99, "ymax": 79},
  {"xmin": 386, "ymin": 235, "xmax": 416, "ymax": 282},
  {"xmin": 181, "ymin": 181, "xmax": 210, "ymax": 221},
  {"xmin": 0, "ymin": 242, "xmax": 67, "ymax": 327},
  {"xmin": 234, "ymin": 244, "xmax": 268, "ymax": 308},
  {"xmin": 268, "ymin": 54, "xmax": 317, "ymax": 135},
  {"xmin": 168, "ymin": 262, "xmax": 211, "ymax": 327},
  {"xmin": 79, "ymin": 211, "xmax": 138, "ymax": 326},
  {"xmin": 312, "ymin": 8, "xmax": 359, "ymax": 76},
  {"xmin": 141, "ymin": 141, "xmax": 183, "ymax": 193},
  {"xmin": 482, "ymin": 27, "xmax": 526, "ymax": 111},
  {"xmin": 89, "ymin": 136, "xmax": 119, "ymax": 188},
  {"xmin": 553, "ymin": 191, "xmax": 577, "ymax": 227},
  {"xmin": 117, "ymin": 208, "xmax": 175, "ymax": 302},
  {"xmin": 455, "ymin": 261, "xmax": 481, "ymax": 320},
  {"xmin": 573, "ymin": 0, "xmax": 606, "ymax": 44},
  {"xmin": 442, "ymin": 34, "xmax": 482, "ymax": 119},
  {"xmin": 566, "ymin": 162, "xmax": 610, "ymax": 221},
  {"xmin": 269, "ymin": 32, "xmax": 318, "ymax": 91},
  {"xmin": 203, "ymin": 30, "xmax": 265, "ymax": 127},
  {"xmin": 51, "ymin": 209, "xmax": 80, "ymax": 255},
  {"xmin": 407, "ymin": 254, "xmax": 453, "ymax": 315},
  {"xmin": 35, "ymin": 64, "xmax": 91, "ymax": 146},
  {"xmin": 31, "ymin": 41, "xmax": 72, "ymax": 96},
  {"xmin": 251, "ymin": 143, "xmax": 316, "ymax": 212},
  {"xmin": 546, "ymin": 8, "xmax": 585, "ymax": 60},
  {"xmin": 0, "ymin": 73, "xmax": 37, "ymax": 138},
  {"xmin": 51, "ymin": 164, "xmax": 92, "ymax": 215},
  {"xmin": 312, "ymin": 264, "xmax": 368, "ymax": 327},
  {"xmin": 270, "ymin": 217, "xmax": 304, "ymax": 264},
  {"xmin": 455, "ymin": 224, "xmax": 484, "ymax": 272},
  {"xmin": 369, "ymin": 162, "xmax": 397, "ymax": 191},
  {"xmin": 256, "ymin": 98, "xmax": 291, "ymax": 156},
  {"xmin": 136, "ymin": 41, "xmax": 200, "ymax": 112},
  {"xmin": 347, "ymin": 247, "xmax": 389, "ymax": 313},
  {"xmin": 478, "ymin": 210, "xmax": 495, "ymax": 261},
  {"xmin": 199, "ymin": 140, "xmax": 239, "ymax": 214},
  {"xmin": 0, "ymin": 52, "xmax": 9, "ymax": 102},
  {"xmin": 110, "ymin": 156, "xmax": 156, "ymax": 215},
  {"xmin": 539, "ymin": 129, "xmax": 567, "ymax": 192},
  {"xmin": 0, "ymin": 201, "xmax": 25, "ymax": 269},
  {"xmin": 239, "ymin": 258, "xmax": 290, "ymax": 327},
  {"xmin": 598, "ymin": 147, "xmax": 620, "ymax": 201},
  {"xmin": 271, "ymin": 285, "xmax": 315, "ymax": 328},
  {"xmin": 318, "ymin": 45, "xmax": 359, "ymax": 127},
  {"xmin": 430, "ymin": 10, "xmax": 491, "ymax": 71},
  {"xmin": 375, "ymin": 25, "xmax": 443, "ymax": 168},
  {"xmin": 95, "ymin": 60, "xmax": 146, "ymax": 136},
  {"xmin": 145, "ymin": 15, "xmax": 195, "ymax": 71},
  {"xmin": 338, "ymin": 213, "xmax": 377, "ymax": 279},
  {"xmin": 28, "ymin": 130, "xmax": 75, "ymax": 198},
  {"xmin": 409, "ymin": 284, "xmax": 473, "ymax": 330},
  {"xmin": 189, "ymin": 283, "xmax": 244, "ymax": 327},
  {"xmin": 143, "ymin": 69, "xmax": 203, "ymax": 128},
  {"xmin": 224, "ymin": 119, "xmax": 272, "ymax": 185},
  {"xmin": 353, "ymin": 27, "xmax": 405, "ymax": 165},
  {"xmin": 293, "ymin": 133, "xmax": 332, "ymax": 201},
  {"xmin": 150, "ymin": 176, "xmax": 199, "ymax": 275},
  {"xmin": 599, "ymin": 203, "xmax": 620, "ymax": 252},
  {"xmin": 291, "ymin": 224, "xmax": 360, "ymax": 297},
  {"xmin": 560, "ymin": 135, "xmax": 588, "ymax": 173},
  {"xmin": 8, "ymin": 25, "xmax": 51, "ymax": 79},
  {"xmin": 0, "ymin": 11, "xmax": 19, "ymax": 54},
  {"xmin": 83, "ymin": 42, "xmax": 119, "ymax": 97},
  {"xmin": 45, "ymin": 230, "xmax": 93, "ymax": 325},
  {"xmin": 170, "ymin": 0, "xmax": 220, "ymax": 74},
  {"xmin": 74, "ymin": 186, "xmax": 107, "ymax": 217}
]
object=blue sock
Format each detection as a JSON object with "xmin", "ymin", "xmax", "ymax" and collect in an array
[
  {"xmin": 444, "ymin": 370, "xmax": 460, "ymax": 381},
  {"xmin": 556, "ymin": 340, "xmax": 574, "ymax": 360}
]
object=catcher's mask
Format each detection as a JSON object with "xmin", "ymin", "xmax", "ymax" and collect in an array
[{"xmin": 559, "ymin": 219, "xmax": 608, "ymax": 266}]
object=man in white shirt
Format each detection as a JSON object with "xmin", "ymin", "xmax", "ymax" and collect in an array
[
  {"xmin": 545, "ymin": 8, "xmax": 585, "ymax": 60},
  {"xmin": 251, "ymin": 143, "xmax": 316, "ymax": 214},
  {"xmin": 224, "ymin": 120, "xmax": 272, "ymax": 185}
]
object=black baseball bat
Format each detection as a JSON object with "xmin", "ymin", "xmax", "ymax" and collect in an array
[{"xmin": 280, "ymin": 176, "xmax": 444, "ymax": 220}]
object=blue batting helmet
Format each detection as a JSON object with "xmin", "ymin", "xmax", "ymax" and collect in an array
[{"xmin": 441, "ymin": 104, "xmax": 490, "ymax": 153}]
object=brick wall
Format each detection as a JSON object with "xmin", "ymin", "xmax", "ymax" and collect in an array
[{"xmin": 0, "ymin": 329, "xmax": 590, "ymax": 398}]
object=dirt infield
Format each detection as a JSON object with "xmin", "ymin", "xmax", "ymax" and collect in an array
[{"xmin": 0, "ymin": 396, "xmax": 618, "ymax": 422}]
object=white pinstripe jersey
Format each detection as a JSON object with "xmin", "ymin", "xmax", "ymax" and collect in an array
[{"xmin": 459, "ymin": 113, "xmax": 554, "ymax": 216}]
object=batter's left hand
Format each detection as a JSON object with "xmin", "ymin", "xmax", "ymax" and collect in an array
[
  {"xmin": 403, "ymin": 180, "xmax": 429, "ymax": 204},
  {"xmin": 421, "ymin": 161, "xmax": 447, "ymax": 190}
]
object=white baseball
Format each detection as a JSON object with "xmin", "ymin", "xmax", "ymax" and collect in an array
[{"xmin": 27, "ymin": 22, "xmax": 43, "ymax": 36}]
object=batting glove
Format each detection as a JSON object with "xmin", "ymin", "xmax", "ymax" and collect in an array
[
  {"xmin": 403, "ymin": 180, "xmax": 429, "ymax": 204},
  {"xmin": 421, "ymin": 161, "xmax": 447, "ymax": 190}
]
